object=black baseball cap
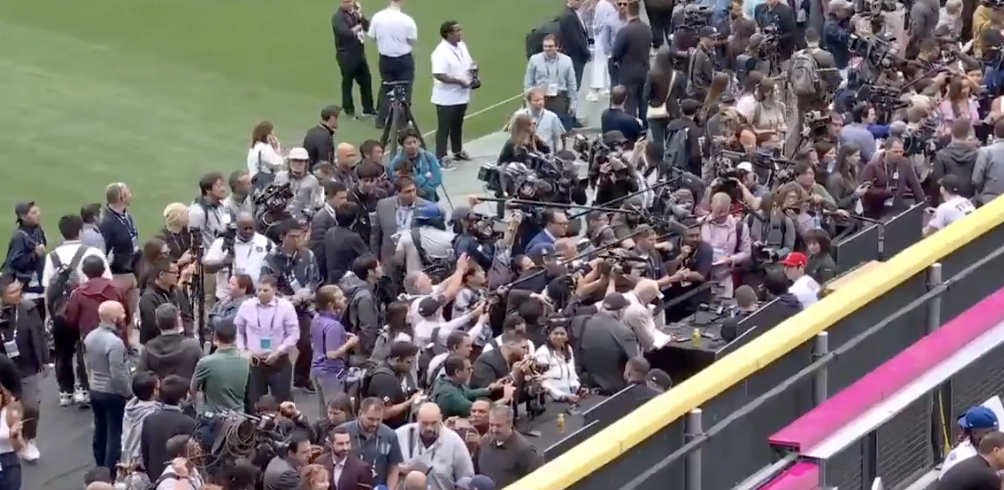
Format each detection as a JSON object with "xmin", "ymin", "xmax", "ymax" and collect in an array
[
  {"xmin": 940, "ymin": 174, "xmax": 965, "ymax": 195},
  {"xmin": 418, "ymin": 296, "xmax": 442, "ymax": 318}
]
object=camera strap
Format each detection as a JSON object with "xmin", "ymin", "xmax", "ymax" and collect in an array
[{"xmin": 412, "ymin": 228, "xmax": 431, "ymax": 266}]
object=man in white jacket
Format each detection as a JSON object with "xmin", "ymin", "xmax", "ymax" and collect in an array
[{"xmin": 396, "ymin": 402, "xmax": 475, "ymax": 490}]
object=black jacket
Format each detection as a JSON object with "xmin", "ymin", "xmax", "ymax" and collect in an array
[
  {"xmin": 665, "ymin": 117, "xmax": 702, "ymax": 176},
  {"xmin": 688, "ymin": 45, "xmax": 715, "ymax": 98},
  {"xmin": 600, "ymin": 108, "xmax": 645, "ymax": 143},
  {"xmin": 470, "ymin": 348, "xmax": 509, "ymax": 390},
  {"xmin": 754, "ymin": 2, "xmax": 798, "ymax": 58},
  {"xmin": 302, "ymin": 123, "xmax": 336, "ymax": 169},
  {"xmin": 140, "ymin": 407, "xmax": 196, "ymax": 478},
  {"xmin": 138, "ymin": 285, "xmax": 193, "ymax": 345},
  {"xmin": 569, "ymin": 312, "xmax": 639, "ymax": 394},
  {"xmin": 4, "ymin": 225, "xmax": 46, "ymax": 295},
  {"xmin": 934, "ymin": 142, "xmax": 978, "ymax": 198},
  {"xmin": 558, "ymin": 6, "xmax": 590, "ymax": 62},
  {"xmin": 324, "ymin": 226, "xmax": 369, "ymax": 285},
  {"xmin": 100, "ymin": 207, "xmax": 139, "ymax": 275},
  {"xmin": 0, "ymin": 301, "xmax": 49, "ymax": 376},
  {"xmin": 310, "ymin": 207, "xmax": 337, "ymax": 284},
  {"xmin": 332, "ymin": 8, "xmax": 369, "ymax": 57},
  {"xmin": 612, "ymin": 18, "xmax": 653, "ymax": 84}
]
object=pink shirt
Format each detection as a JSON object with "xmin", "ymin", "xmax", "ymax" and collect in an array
[{"xmin": 234, "ymin": 297, "xmax": 300, "ymax": 356}]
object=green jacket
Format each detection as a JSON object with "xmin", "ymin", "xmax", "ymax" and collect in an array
[{"xmin": 431, "ymin": 377, "xmax": 493, "ymax": 418}]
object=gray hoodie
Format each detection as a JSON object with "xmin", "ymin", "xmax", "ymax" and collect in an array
[
  {"xmin": 339, "ymin": 272, "xmax": 380, "ymax": 353},
  {"xmin": 84, "ymin": 323, "xmax": 132, "ymax": 398},
  {"xmin": 934, "ymin": 141, "xmax": 978, "ymax": 197},
  {"xmin": 121, "ymin": 398, "xmax": 162, "ymax": 462},
  {"xmin": 973, "ymin": 140, "xmax": 1004, "ymax": 205}
]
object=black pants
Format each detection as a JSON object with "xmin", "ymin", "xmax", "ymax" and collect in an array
[
  {"xmin": 293, "ymin": 313, "xmax": 312, "ymax": 389},
  {"xmin": 90, "ymin": 391, "xmax": 127, "ymax": 472},
  {"xmin": 53, "ymin": 318, "xmax": 88, "ymax": 393},
  {"xmin": 572, "ymin": 57, "xmax": 586, "ymax": 96},
  {"xmin": 249, "ymin": 355, "xmax": 292, "ymax": 404},
  {"xmin": 624, "ymin": 79, "xmax": 646, "ymax": 120},
  {"xmin": 647, "ymin": 6, "xmax": 674, "ymax": 49},
  {"xmin": 434, "ymin": 104, "xmax": 468, "ymax": 160},
  {"xmin": 544, "ymin": 94, "xmax": 571, "ymax": 132},
  {"xmin": 376, "ymin": 53, "xmax": 416, "ymax": 127},
  {"xmin": 337, "ymin": 51, "xmax": 375, "ymax": 116}
]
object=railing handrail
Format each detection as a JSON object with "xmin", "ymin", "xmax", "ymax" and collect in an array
[{"xmin": 508, "ymin": 198, "xmax": 1004, "ymax": 490}]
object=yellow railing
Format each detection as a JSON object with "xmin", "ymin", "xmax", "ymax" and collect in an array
[{"xmin": 509, "ymin": 196, "xmax": 1004, "ymax": 490}]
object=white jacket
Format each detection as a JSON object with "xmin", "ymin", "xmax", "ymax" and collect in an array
[
  {"xmin": 247, "ymin": 142, "xmax": 284, "ymax": 177},
  {"xmin": 533, "ymin": 345, "xmax": 581, "ymax": 400}
]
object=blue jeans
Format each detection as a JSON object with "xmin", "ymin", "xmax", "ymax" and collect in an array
[
  {"xmin": 0, "ymin": 452, "xmax": 21, "ymax": 490},
  {"xmin": 91, "ymin": 391, "xmax": 127, "ymax": 472}
]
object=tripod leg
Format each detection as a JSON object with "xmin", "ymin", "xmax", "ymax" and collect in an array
[
  {"xmin": 402, "ymin": 103, "xmax": 425, "ymax": 148},
  {"xmin": 386, "ymin": 103, "xmax": 403, "ymax": 156}
]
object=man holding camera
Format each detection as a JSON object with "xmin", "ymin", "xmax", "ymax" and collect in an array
[
  {"xmin": 203, "ymin": 212, "xmax": 273, "ymax": 300},
  {"xmin": 754, "ymin": 0, "xmax": 798, "ymax": 59},
  {"xmin": 431, "ymin": 20, "xmax": 477, "ymax": 165}
]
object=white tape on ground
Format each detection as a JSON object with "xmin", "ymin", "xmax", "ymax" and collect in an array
[{"xmin": 421, "ymin": 92, "xmax": 524, "ymax": 137}]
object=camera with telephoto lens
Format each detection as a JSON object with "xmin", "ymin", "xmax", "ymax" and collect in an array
[
  {"xmin": 253, "ymin": 182, "xmax": 294, "ymax": 212},
  {"xmin": 754, "ymin": 245, "xmax": 780, "ymax": 263},
  {"xmin": 680, "ymin": 3, "xmax": 714, "ymax": 30},
  {"xmin": 219, "ymin": 223, "xmax": 238, "ymax": 255},
  {"xmin": 469, "ymin": 63, "xmax": 481, "ymax": 90},
  {"xmin": 847, "ymin": 32, "xmax": 897, "ymax": 70},
  {"xmin": 904, "ymin": 117, "xmax": 939, "ymax": 156}
]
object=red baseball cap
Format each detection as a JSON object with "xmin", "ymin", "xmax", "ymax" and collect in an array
[{"xmin": 780, "ymin": 252, "xmax": 808, "ymax": 268}]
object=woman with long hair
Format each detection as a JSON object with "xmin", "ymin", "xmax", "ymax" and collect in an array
[
  {"xmin": 497, "ymin": 113, "xmax": 549, "ymax": 165},
  {"xmin": 645, "ymin": 47, "xmax": 683, "ymax": 155},
  {"xmin": 310, "ymin": 285, "xmax": 357, "ymax": 414},
  {"xmin": 735, "ymin": 71, "xmax": 764, "ymax": 123},
  {"xmin": 827, "ymin": 143, "xmax": 870, "ymax": 212},
  {"xmin": 247, "ymin": 120, "xmax": 284, "ymax": 186},
  {"xmin": 751, "ymin": 78, "xmax": 787, "ymax": 135},
  {"xmin": 157, "ymin": 203, "xmax": 192, "ymax": 264},
  {"xmin": 0, "ymin": 356, "xmax": 24, "ymax": 490},
  {"xmin": 938, "ymin": 77, "xmax": 981, "ymax": 137},
  {"xmin": 533, "ymin": 324, "xmax": 581, "ymax": 402},
  {"xmin": 135, "ymin": 238, "xmax": 169, "ymax": 292},
  {"xmin": 369, "ymin": 300, "xmax": 414, "ymax": 363},
  {"xmin": 702, "ymin": 72, "xmax": 731, "ymax": 120}
]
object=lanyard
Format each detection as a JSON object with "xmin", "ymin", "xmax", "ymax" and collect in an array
[
  {"xmin": 542, "ymin": 58, "xmax": 556, "ymax": 82},
  {"xmin": 108, "ymin": 207, "xmax": 138, "ymax": 239},
  {"xmin": 256, "ymin": 303, "xmax": 278, "ymax": 339}
]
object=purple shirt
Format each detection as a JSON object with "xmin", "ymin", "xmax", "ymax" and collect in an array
[
  {"xmin": 310, "ymin": 312, "xmax": 347, "ymax": 376},
  {"xmin": 233, "ymin": 297, "xmax": 300, "ymax": 356}
]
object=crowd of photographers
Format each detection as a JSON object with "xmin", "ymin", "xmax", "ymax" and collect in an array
[{"xmin": 0, "ymin": 0, "xmax": 1002, "ymax": 488}]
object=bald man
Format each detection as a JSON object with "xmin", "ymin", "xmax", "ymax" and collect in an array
[
  {"xmin": 204, "ymin": 211, "xmax": 272, "ymax": 300},
  {"xmin": 396, "ymin": 402, "xmax": 474, "ymax": 490},
  {"xmin": 335, "ymin": 143, "xmax": 362, "ymax": 184},
  {"xmin": 403, "ymin": 471, "xmax": 428, "ymax": 490},
  {"xmin": 623, "ymin": 279, "xmax": 671, "ymax": 350},
  {"xmin": 86, "ymin": 483, "xmax": 116, "ymax": 490},
  {"xmin": 84, "ymin": 301, "xmax": 132, "ymax": 471}
]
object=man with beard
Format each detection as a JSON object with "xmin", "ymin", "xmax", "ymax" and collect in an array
[
  {"xmin": 319, "ymin": 427, "xmax": 375, "ymax": 490},
  {"xmin": 476, "ymin": 405, "xmax": 543, "ymax": 488},
  {"xmin": 138, "ymin": 260, "xmax": 195, "ymax": 345},
  {"xmin": 372, "ymin": 176, "xmax": 432, "ymax": 268},
  {"xmin": 259, "ymin": 220, "xmax": 320, "ymax": 393},
  {"xmin": 303, "ymin": 105, "xmax": 341, "ymax": 169},
  {"xmin": 334, "ymin": 143, "xmax": 362, "ymax": 186},
  {"xmin": 661, "ymin": 223, "xmax": 714, "ymax": 323},
  {"xmin": 275, "ymin": 148, "xmax": 325, "ymax": 220},
  {"xmin": 569, "ymin": 293, "xmax": 640, "ymax": 394},
  {"xmin": 222, "ymin": 170, "xmax": 255, "ymax": 219},
  {"xmin": 339, "ymin": 256, "xmax": 384, "ymax": 355},
  {"xmin": 395, "ymin": 402, "xmax": 474, "ymax": 490}
]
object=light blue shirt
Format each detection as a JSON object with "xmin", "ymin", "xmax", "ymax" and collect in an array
[
  {"xmin": 523, "ymin": 52, "xmax": 578, "ymax": 108},
  {"xmin": 518, "ymin": 107, "xmax": 566, "ymax": 150},
  {"xmin": 593, "ymin": 1, "xmax": 626, "ymax": 53}
]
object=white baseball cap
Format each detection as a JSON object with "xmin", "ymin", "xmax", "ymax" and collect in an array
[
  {"xmin": 288, "ymin": 147, "xmax": 310, "ymax": 161},
  {"xmin": 737, "ymin": 161, "xmax": 754, "ymax": 173}
]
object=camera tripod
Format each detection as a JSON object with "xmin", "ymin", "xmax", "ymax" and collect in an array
[{"xmin": 379, "ymin": 82, "xmax": 425, "ymax": 156}]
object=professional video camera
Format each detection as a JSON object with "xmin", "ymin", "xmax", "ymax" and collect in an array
[
  {"xmin": 847, "ymin": 32, "xmax": 898, "ymax": 70},
  {"xmin": 253, "ymin": 182, "xmax": 294, "ymax": 212},
  {"xmin": 858, "ymin": 83, "xmax": 909, "ymax": 114},
  {"xmin": 197, "ymin": 411, "xmax": 289, "ymax": 477},
  {"xmin": 717, "ymin": 149, "xmax": 796, "ymax": 187},
  {"xmin": 804, "ymin": 111, "xmax": 831, "ymax": 134},
  {"xmin": 904, "ymin": 117, "xmax": 939, "ymax": 156},
  {"xmin": 679, "ymin": 3, "xmax": 714, "ymax": 30},
  {"xmin": 480, "ymin": 151, "xmax": 588, "ymax": 206},
  {"xmin": 384, "ymin": 80, "xmax": 410, "ymax": 104}
]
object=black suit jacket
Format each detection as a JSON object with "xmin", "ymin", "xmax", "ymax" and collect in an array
[
  {"xmin": 612, "ymin": 18, "xmax": 653, "ymax": 84},
  {"xmin": 140, "ymin": 408, "xmax": 196, "ymax": 479},
  {"xmin": 558, "ymin": 6, "xmax": 590, "ymax": 62},
  {"xmin": 318, "ymin": 451, "xmax": 375, "ymax": 490}
]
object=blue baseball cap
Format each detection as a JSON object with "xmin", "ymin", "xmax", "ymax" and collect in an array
[
  {"xmin": 457, "ymin": 475, "xmax": 496, "ymax": 490},
  {"xmin": 414, "ymin": 203, "xmax": 443, "ymax": 222},
  {"xmin": 959, "ymin": 406, "xmax": 999, "ymax": 430}
]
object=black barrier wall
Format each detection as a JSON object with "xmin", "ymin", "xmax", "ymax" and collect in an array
[{"xmin": 562, "ymin": 204, "xmax": 1003, "ymax": 490}]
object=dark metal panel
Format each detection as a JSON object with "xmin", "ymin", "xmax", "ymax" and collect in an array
[
  {"xmin": 875, "ymin": 396, "xmax": 934, "ymax": 489},
  {"xmin": 567, "ymin": 418, "xmax": 686, "ymax": 490},
  {"xmin": 939, "ymin": 225, "xmax": 1004, "ymax": 323},
  {"xmin": 824, "ymin": 440, "xmax": 864, "ymax": 490},
  {"xmin": 832, "ymin": 224, "xmax": 880, "ymax": 274},
  {"xmin": 825, "ymin": 274, "xmax": 928, "ymax": 395},
  {"xmin": 699, "ymin": 342, "xmax": 814, "ymax": 490},
  {"xmin": 882, "ymin": 204, "xmax": 925, "ymax": 259}
]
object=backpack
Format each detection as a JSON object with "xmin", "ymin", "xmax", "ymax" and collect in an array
[
  {"xmin": 417, "ymin": 327, "xmax": 447, "ymax": 388},
  {"xmin": 663, "ymin": 128, "xmax": 690, "ymax": 173},
  {"xmin": 46, "ymin": 245, "xmax": 90, "ymax": 321},
  {"xmin": 526, "ymin": 18, "xmax": 561, "ymax": 59},
  {"xmin": 789, "ymin": 49, "xmax": 820, "ymax": 97},
  {"xmin": 146, "ymin": 472, "xmax": 179, "ymax": 490}
]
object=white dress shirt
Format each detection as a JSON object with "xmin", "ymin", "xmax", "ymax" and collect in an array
[
  {"xmin": 430, "ymin": 40, "xmax": 474, "ymax": 106},
  {"xmin": 368, "ymin": 7, "xmax": 418, "ymax": 57},
  {"xmin": 42, "ymin": 241, "xmax": 112, "ymax": 288}
]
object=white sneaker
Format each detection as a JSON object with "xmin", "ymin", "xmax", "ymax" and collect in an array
[
  {"xmin": 74, "ymin": 388, "xmax": 90, "ymax": 406},
  {"xmin": 59, "ymin": 392, "xmax": 72, "ymax": 407},
  {"xmin": 586, "ymin": 90, "xmax": 599, "ymax": 102},
  {"xmin": 600, "ymin": 88, "xmax": 611, "ymax": 97},
  {"xmin": 20, "ymin": 441, "xmax": 39, "ymax": 463}
]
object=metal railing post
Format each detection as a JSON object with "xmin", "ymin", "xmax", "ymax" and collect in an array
[
  {"xmin": 686, "ymin": 409, "xmax": 704, "ymax": 490},
  {"xmin": 813, "ymin": 332, "xmax": 830, "ymax": 405},
  {"xmin": 927, "ymin": 263, "xmax": 943, "ymax": 334}
]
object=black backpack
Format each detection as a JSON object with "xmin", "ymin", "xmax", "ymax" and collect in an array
[
  {"xmin": 46, "ymin": 246, "xmax": 90, "ymax": 321},
  {"xmin": 526, "ymin": 18, "xmax": 561, "ymax": 59}
]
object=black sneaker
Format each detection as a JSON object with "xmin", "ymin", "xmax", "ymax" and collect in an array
[{"xmin": 452, "ymin": 150, "xmax": 471, "ymax": 161}]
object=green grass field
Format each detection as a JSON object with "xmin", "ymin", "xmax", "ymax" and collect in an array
[{"xmin": 0, "ymin": 0, "xmax": 546, "ymax": 240}]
